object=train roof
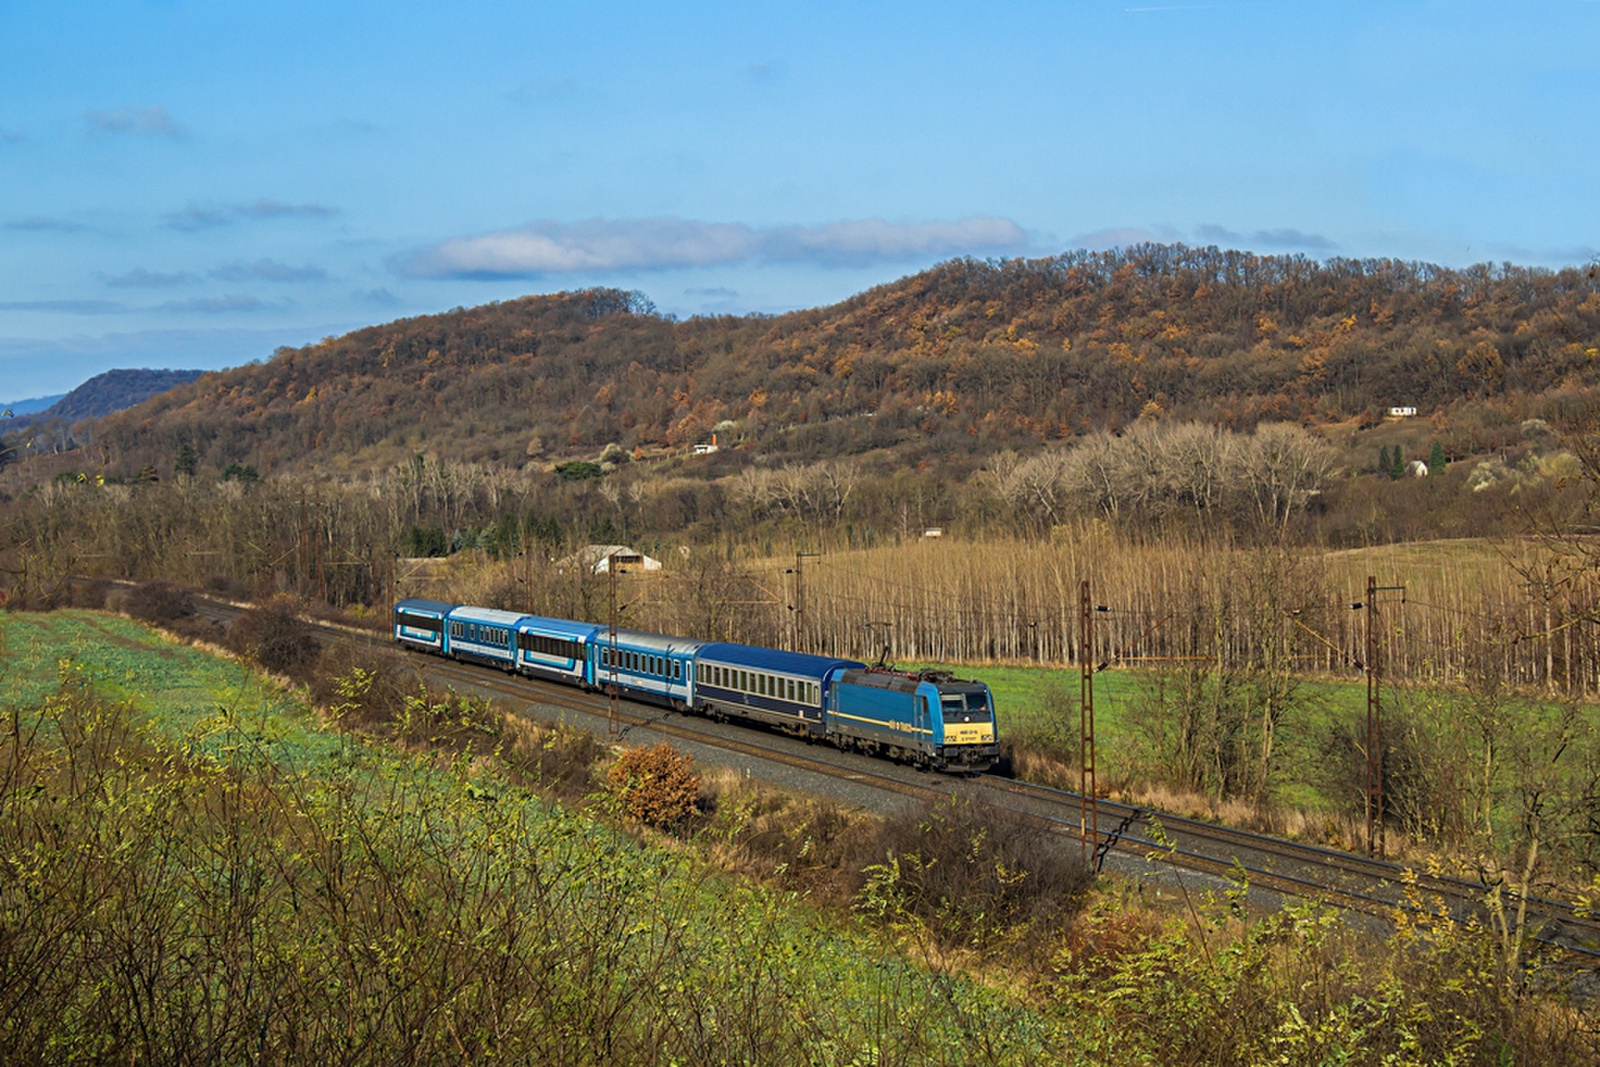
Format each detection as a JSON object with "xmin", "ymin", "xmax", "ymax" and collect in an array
[
  {"xmin": 445, "ymin": 605, "xmax": 527, "ymax": 627},
  {"xmin": 395, "ymin": 598, "xmax": 457, "ymax": 616},
  {"xmin": 839, "ymin": 668, "xmax": 925, "ymax": 694},
  {"xmin": 698, "ymin": 642, "xmax": 863, "ymax": 677},
  {"xmin": 596, "ymin": 627, "xmax": 706, "ymax": 655},
  {"xmin": 839, "ymin": 667, "xmax": 990, "ymax": 693},
  {"xmin": 515, "ymin": 614, "xmax": 604, "ymax": 639}
]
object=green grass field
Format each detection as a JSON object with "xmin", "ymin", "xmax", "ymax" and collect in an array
[{"xmin": 918, "ymin": 654, "xmax": 1584, "ymax": 819}]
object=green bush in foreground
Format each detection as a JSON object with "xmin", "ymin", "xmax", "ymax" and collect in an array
[{"xmin": 0, "ymin": 667, "xmax": 1047, "ymax": 1064}]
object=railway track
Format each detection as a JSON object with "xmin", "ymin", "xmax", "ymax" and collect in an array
[
  {"xmin": 986, "ymin": 776, "xmax": 1600, "ymax": 952},
  {"xmin": 189, "ymin": 594, "xmax": 1600, "ymax": 959}
]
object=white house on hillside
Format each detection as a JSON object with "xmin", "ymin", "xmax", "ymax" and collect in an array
[{"xmin": 558, "ymin": 544, "xmax": 664, "ymax": 574}]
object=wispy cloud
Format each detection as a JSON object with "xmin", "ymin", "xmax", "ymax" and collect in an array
[
  {"xmin": 165, "ymin": 199, "xmax": 338, "ymax": 231},
  {"xmin": 0, "ymin": 299, "xmax": 127, "ymax": 314},
  {"xmin": 238, "ymin": 199, "xmax": 336, "ymax": 220},
  {"xmin": 394, "ymin": 215, "xmax": 1030, "ymax": 278},
  {"xmin": 209, "ymin": 258, "xmax": 326, "ymax": 282},
  {"xmin": 1196, "ymin": 224, "xmax": 1336, "ymax": 251},
  {"xmin": 5, "ymin": 216, "xmax": 84, "ymax": 232},
  {"xmin": 1068, "ymin": 226, "xmax": 1165, "ymax": 250},
  {"xmin": 85, "ymin": 106, "xmax": 184, "ymax": 138},
  {"xmin": 159, "ymin": 295, "xmax": 275, "ymax": 313},
  {"xmin": 743, "ymin": 61, "xmax": 785, "ymax": 82},
  {"xmin": 165, "ymin": 204, "xmax": 233, "ymax": 231},
  {"xmin": 101, "ymin": 268, "xmax": 196, "ymax": 288},
  {"xmin": 355, "ymin": 287, "xmax": 399, "ymax": 305}
]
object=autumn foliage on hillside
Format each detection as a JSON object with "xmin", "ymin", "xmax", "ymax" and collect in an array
[{"xmin": 77, "ymin": 245, "xmax": 1600, "ymax": 481}]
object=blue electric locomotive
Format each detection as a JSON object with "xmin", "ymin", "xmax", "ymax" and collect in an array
[{"xmin": 830, "ymin": 667, "xmax": 999, "ymax": 772}]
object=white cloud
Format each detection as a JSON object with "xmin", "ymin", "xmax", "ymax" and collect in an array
[
  {"xmin": 85, "ymin": 106, "xmax": 184, "ymax": 138},
  {"xmin": 394, "ymin": 215, "xmax": 1030, "ymax": 278}
]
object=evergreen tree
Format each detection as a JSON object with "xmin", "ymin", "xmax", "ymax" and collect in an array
[
  {"xmin": 1428, "ymin": 440, "xmax": 1447, "ymax": 475},
  {"xmin": 1378, "ymin": 445, "xmax": 1391, "ymax": 477},
  {"xmin": 174, "ymin": 442, "xmax": 197, "ymax": 478},
  {"xmin": 1390, "ymin": 445, "xmax": 1405, "ymax": 480}
]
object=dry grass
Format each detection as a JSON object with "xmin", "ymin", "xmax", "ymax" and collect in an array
[
  {"xmin": 395, "ymin": 525, "xmax": 1595, "ymax": 693},
  {"xmin": 777, "ymin": 531, "xmax": 1598, "ymax": 693}
]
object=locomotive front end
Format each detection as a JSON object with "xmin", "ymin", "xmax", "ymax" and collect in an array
[{"xmin": 932, "ymin": 679, "xmax": 999, "ymax": 773}]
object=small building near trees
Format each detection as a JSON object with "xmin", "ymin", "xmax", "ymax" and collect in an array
[{"xmin": 559, "ymin": 544, "xmax": 664, "ymax": 574}]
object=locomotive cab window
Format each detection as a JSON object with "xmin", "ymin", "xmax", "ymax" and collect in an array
[{"xmin": 940, "ymin": 689, "xmax": 991, "ymax": 723}]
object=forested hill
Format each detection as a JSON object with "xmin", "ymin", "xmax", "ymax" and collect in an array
[
  {"xmin": 9, "ymin": 369, "xmax": 207, "ymax": 430},
  {"xmin": 82, "ymin": 245, "xmax": 1600, "ymax": 479}
]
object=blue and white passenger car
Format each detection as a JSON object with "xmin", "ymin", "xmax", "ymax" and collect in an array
[
  {"xmin": 592, "ymin": 627, "xmax": 704, "ymax": 709},
  {"xmin": 514, "ymin": 614, "xmax": 603, "ymax": 686},
  {"xmin": 393, "ymin": 597, "xmax": 453, "ymax": 654},
  {"xmin": 692, "ymin": 643, "xmax": 863, "ymax": 736},
  {"xmin": 444, "ymin": 605, "xmax": 524, "ymax": 670}
]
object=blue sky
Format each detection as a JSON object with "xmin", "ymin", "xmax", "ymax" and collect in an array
[{"xmin": 3, "ymin": 0, "xmax": 1598, "ymax": 401}]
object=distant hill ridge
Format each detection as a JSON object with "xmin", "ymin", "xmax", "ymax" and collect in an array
[
  {"xmin": 1, "ymin": 393, "xmax": 67, "ymax": 416},
  {"xmin": 7, "ymin": 369, "xmax": 208, "ymax": 429},
  {"xmin": 58, "ymin": 245, "xmax": 1600, "ymax": 479}
]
